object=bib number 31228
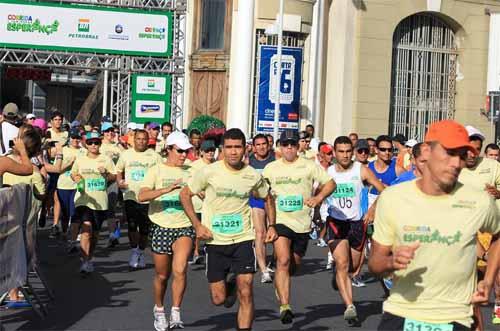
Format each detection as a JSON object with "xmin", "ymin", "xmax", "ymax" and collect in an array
[
  {"xmin": 403, "ymin": 318, "xmax": 453, "ymax": 331},
  {"xmin": 277, "ymin": 195, "xmax": 303, "ymax": 212}
]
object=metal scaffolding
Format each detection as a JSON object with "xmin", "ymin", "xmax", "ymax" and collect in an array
[{"xmin": 0, "ymin": 0, "xmax": 186, "ymax": 129}]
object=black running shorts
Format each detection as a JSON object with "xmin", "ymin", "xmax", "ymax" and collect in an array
[{"xmin": 205, "ymin": 240, "xmax": 256, "ymax": 283}]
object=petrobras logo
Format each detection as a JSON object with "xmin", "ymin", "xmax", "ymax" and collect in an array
[
  {"xmin": 147, "ymin": 79, "xmax": 155, "ymax": 88},
  {"xmin": 78, "ymin": 18, "xmax": 90, "ymax": 32},
  {"xmin": 268, "ymin": 54, "xmax": 295, "ymax": 105},
  {"xmin": 140, "ymin": 104, "xmax": 160, "ymax": 113}
]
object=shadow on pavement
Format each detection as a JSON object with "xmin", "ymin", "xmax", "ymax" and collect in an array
[{"xmin": 186, "ymin": 309, "xmax": 277, "ymax": 331}]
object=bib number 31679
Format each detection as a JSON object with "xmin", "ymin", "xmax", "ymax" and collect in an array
[{"xmin": 403, "ymin": 318, "xmax": 453, "ymax": 331}]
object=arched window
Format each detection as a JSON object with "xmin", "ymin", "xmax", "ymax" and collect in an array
[{"xmin": 389, "ymin": 13, "xmax": 458, "ymax": 141}]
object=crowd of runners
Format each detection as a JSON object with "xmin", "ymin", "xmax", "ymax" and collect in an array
[{"xmin": 0, "ymin": 101, "xmax": 499, "ymax": 331}]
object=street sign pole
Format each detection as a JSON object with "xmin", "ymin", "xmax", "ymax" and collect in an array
[{"xmin": 273, "ymin": 0, "xmax": 284, "ymax": 143}]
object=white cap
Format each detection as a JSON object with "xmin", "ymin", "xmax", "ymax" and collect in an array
[
  {"xmin": 26, "ymin": 113, "xmax": 36, "ymax": 120},
  {"xmin": 405, "ymin": 139, "xmax": 418, "ymax": 148},
  {"xmin": 126, "ymin": 122, "xmax": 136, "ymax": 130},
  {"xmin": 465, "ymin": 125, "xmax": 485, "ymax": 141},
  {"xmin": 166, "ymin": 131, "xmax": 193, "ymax": 150}
]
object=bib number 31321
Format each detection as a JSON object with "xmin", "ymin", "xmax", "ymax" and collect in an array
[
  {"xmin": 403, "ymin": 318, "xmax": 453, "ymax": 331},
  {"xmin": 212, "ymin": 214, "xmax": 243, "ymax": 235},
  {"xmin": 277, "ymin": 195, "xmax": 303, "ymax": 212}
]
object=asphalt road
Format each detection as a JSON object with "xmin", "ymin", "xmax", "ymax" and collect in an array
[{"xmin": 1, "ymin": 225, "xmax": 496, "ymax": 331}]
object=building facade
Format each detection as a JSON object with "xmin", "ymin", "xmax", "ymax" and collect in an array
[{"xmin": 184, "ymin": 0, "xmax": 500, "ymax": 144}]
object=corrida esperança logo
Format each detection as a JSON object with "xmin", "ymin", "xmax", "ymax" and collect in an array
[{"xmin": 7, "ymin": 14, "xmax": 59, "ymax": 35}]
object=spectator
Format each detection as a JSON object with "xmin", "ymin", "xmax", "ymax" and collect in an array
[
  {"xmin": 0, "ymin": 103, "xmax": 21, "ymax": 155},
  {"xmin": 485, "ymin": 143, "xmax": 499, "ymax": 161}
]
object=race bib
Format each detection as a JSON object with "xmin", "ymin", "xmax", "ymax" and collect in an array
[
  {"xmin": 212, "ymin": 214, "xmax": 243, "ymax": 235},
  {"xmin": 130, "ymin": 169, "xmax": 145, "ymax": 182},
  {"xmin": 86, "ymin": 178, "xmax": 106, "ymax": 192},
  {"xmin": 403, "ymin": 318, "xmax": 453, "ymax": 331},
  {"xmin": 277, "ymin": 195, "xmax": 303, "ymax": 212},
  {"xmin": 159, "ymin": 194, "xmax": 183, "ymax": 213},
  {"xmin": 332, "ymin": 183, "xmax": 356, "ymax": 198}
]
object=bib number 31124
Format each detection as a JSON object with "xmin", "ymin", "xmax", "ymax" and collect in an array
[{"xmin": 403, "ymin": 318, "xmax": 453, "ymax": 331}]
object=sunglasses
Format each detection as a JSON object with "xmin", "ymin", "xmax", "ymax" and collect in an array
[
  {"xmin": 173, "ymin": 147, "xmax": 189, "ymax": 154},
  {"xmin": 203, "ymin": 148, "xmax": 216, "ymax": 153},
  {"xmin": 70, "ymin": 136, "xmax": 82, "ymax": 140},
  {"xmin": 305, "ymin": 140, "xmax": 311, "ymax": 143},
  {"xmin": 281, "ymin": 142, "xmax": 298, "ymax": 147},
  {"xmin": 378, "ymin": 147, "xmax": 393, "ymax": 153},
  {"xmin": 87, "ymin": 140, "xmax": 101, "ymax": 146},
  {"xmin": 357, "ymin": 149, "xmax": 369, "ymax": 154}
]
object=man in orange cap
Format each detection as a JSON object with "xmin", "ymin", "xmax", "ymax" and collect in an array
[{"xmin": 369, "ymin": 120, "xmax": 499, "ymax": 330}]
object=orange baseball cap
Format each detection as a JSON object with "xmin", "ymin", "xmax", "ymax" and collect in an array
[{"xmin": 424, "ymin": 120, "xmax": 478, "ymax": 155}]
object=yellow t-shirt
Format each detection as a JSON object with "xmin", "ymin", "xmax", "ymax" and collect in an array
[
  {"xmin": 71, "ymin": 153, "xmax": 116, "ymax": 210},
  {"xmin": 190, "ymin": 158, "xmax": 212, "ymax": 213},
  {"xmin": 115, "ymin": 149, "xmax": 162, "ymax": 203},
  {"xmin": 459, "ymin": 157, "xmax": 500, "ymax": 190},
  {"xmin": 188, "ymin": 160, "xmax": 269, "ymax": 245},
  {"xmin": 299, "ymin": 149, "xmax": 316, "ymax": 160},
  {"xmin": 373, "ymin": 180, "xmax": 500, "ymax": 327},
  {"xmin": 48, "ymin": 128, "xmax": 68, "ymax": 144},
  {"xmin": 263, "ymin": 157, "xmax": 331, "ymax": 233},
  {"xmin": 3, "ymin": 159, "xmax": 46, "ymax": 199},
  {"xmin": 100, "ymin": 141, "xmax": 122, "ymax": 163},
  {"xmin": 141, "ymin": 164, "xmax": 192, "ymax": 228},
  {"xmin": 57, "ymin": 146, "xmax": 87, "ymax": 190}
]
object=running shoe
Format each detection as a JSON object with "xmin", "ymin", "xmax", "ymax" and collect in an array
[
  {"xmin": 266, "ymin": 261, "xmax": 275, "ymax": 273},
  {"xmin": 80, "ymin": 260, "xmax": 93, "ymax": 274},
  {"xmin": 137, "ymin": 250, "xmax": 146, "ymax": 269},
  {"xmin": 279, "ymin": 305, "xmax": 294, "ymax": 324},
  {"xmin": 223, "ymin": 273, "xmax": 237, "ymax": 308},
  {"xmin": 316, "ymin": 238, "xmax": 328, "ymax": 247},
  {"xmin": 309, "ymin": 229, "xmax": 318, "ymax": 240},
  {"xmin": 5, "ymin": 300, "xmax": 31, "ymax": 309},
  {"xmin": 188, "ymin": 255, "xmax": 203, "ymax": 265},
  {"xmin": 261, "ymin": 271, "xmax": 273, "ymax": 283},
  {"xmin": 153, "ymin": 306, "xmax": 169, "ymax": 331},
  {"xmin": 326, "ymin": 251, "xmax": 334, "ymax": 270},
  {"xmin": 107, "ymin": 237, "xmax": 119, "ymax": 248},
  {"xmin": 129, "ymin": 248, "xmax": 140, "ymax": 269},
  {"xmin": 344, "ymin": 304, "xmax": 359, "ymax": 326},
  {"xmin": 383, "ymin": 277, "xmax": 393, "ymax": 290},
  {"xmin": 169, "ymin": 308, "xmax": 184, "ymax": 329},
  {"xmin": 351, "ymin": 275, "xmax": 366, "ymax": 288},
  {"xmin": 49, "ymin": 225, "xmax": 60, "ymax": 239}
]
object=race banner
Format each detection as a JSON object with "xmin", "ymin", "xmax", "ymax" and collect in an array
[
  {"xmin": 0, "ymin": 0, "xmax": 173, "ymax": 57},
  {"xmin": 130, "ymin": 74, "xmax": 172, "ymax": 124},
  {"xmin": 255, "ymin": 45, "xmax": 303, "ymax": 133}
]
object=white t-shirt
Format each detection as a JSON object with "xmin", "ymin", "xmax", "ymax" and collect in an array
[{"xmin": 0, "ymin": 121, "xmax": 19, "ymax": 155}]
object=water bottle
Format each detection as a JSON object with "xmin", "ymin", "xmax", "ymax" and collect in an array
[{"xmin": 77, "ymin": 179, "xmax": 85, "ymax": 193}]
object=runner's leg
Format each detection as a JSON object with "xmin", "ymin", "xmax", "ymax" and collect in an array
[
  {"xmin": 153, "ymin": 253, "xmax": 173, "ymax": 308},
  {"xmin": 332, "ymin": 240, "xmax": 353, "ymax": 306},
  {"xmin": 274, "ymin": 236, "xmax": 292, "ymax": 305},
  {"xmin": 171, "ymin": 236, "xmax": 192, "ymax": 307},
  {"xmin": 252, "ymin": 208, "xmax": 267, "ymax": 273},
  {"xmin": 80, "ymin": 222, "xmax": 92, "ymax": 261},
  {"xmin": 209, "ymin": 281, "xmax": 226, "ymax": 306},
  {"xmin": 236, "ymin": 273, "xmax": 254, "ymax": 329}
]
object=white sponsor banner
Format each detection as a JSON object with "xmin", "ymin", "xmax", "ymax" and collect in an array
[
  {"xmin": 136, "ymin": 76, "xmax": 167, "ymax": 95},
  {"xmin": 134, "ymin": 100, "xmax": 166, "ymax": 119},
  {"xmin": 0, "ymin": 0, "xmax": 171, "ymax": 57},
  {"xmin": 258, "ymin": 120, "xmax": 299, "ymax": 129}
]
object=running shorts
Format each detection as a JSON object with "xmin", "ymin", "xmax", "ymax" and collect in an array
[
  {"xmin": 275, "ymin": 223, "xmax": 309, "ymax": 257},
  {"xmin": 47, "ymin": 173, "xmax": 60, "ymax": 192},
  {"xmin": 326, "ymin": 217, "xmax": 367, "ymax": 251},
  {"xmin": 205, "ymin": 240, "xmax": 256, "ymax": 283},
  {"xmin": 106, "ymin": 182, "xmax": 118, "ymax": 218},
  {"xmin": 124, "ymin": 200, "xmax": 151, "ymax": 236},
  {"xmin": 149, "ymin": 223, "xmax": 195, "ymax": 255},
  {"xmin": 378, "ymin": 312, "xmax": 472, "ymax": 331},
  {"xmin": 74, "ymin": 206, "xmax": 107, "ymax": 231},
  {"xmin": 249, "ymin": 196, "xmax": 265, "ymax": 209}
]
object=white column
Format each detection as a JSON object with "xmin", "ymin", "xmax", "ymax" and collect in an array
[
  {"xmin": 323, "ymin": 0, "xmax": 356, "ymax": 142},
  {"xmin": 226, "ymin": 0, "xmax": 255, "ymax": 137},
  {"xmin": 307, "ymin": 0, "xmax": 326, "ymax": 140}
]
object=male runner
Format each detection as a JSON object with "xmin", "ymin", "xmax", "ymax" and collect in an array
[
  {"xmin": 100, "ymin": 122, "xmax": 122, "ymax": 247},
  {"xmin": 323, "ymin": 136, "xmax": 385, "ymax": 325},
  {"xmin": 71, "ymin": 132, "xmax": 116, "ymax": 274},
  {"xmin": 354, "ymin": 139, "xmax": 370, "ymax": 165},
  {"xmin": 248, "ymin": 133, "xmax": 276, "ymax": 283},
  {"xmin": 116, "ymin": 129, "xmax": 162, "ymax": 269},
  {"xmin": 139, "ymin": 131, "xmax": 195, "ymax": 330},
  {"xmin": 262, "ymin": 129, "xmax": 335, "ymax": 324},
  {"xmin": 367, "ymin": 135, "xmax": 405, "ymax": 206},
  {"xmin": 369, "ymin": 120, "xmax": 500, "ymax": 330},
  {"xmin": 298, "ymin": 131, "xmax": 315, "ymax": 160},
  {"xmin": 485, "ymin": 143, "xmax": 500, "ymax": 161},
  {"xmin": 179, "ymin": 128, "xmax": 278, "ymax": 331},
  {"xmin": 367, "ymin": 138, "xmax": 377, "ymax": 162}
]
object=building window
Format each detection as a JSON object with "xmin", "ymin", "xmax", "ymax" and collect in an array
[
  {"xmin": 200, "ymin": 0, "xmax": 226, "ymax": 50},
  {"xmin": 389, "ymin": 13, "xmax": 458, "ymax": 141}
]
